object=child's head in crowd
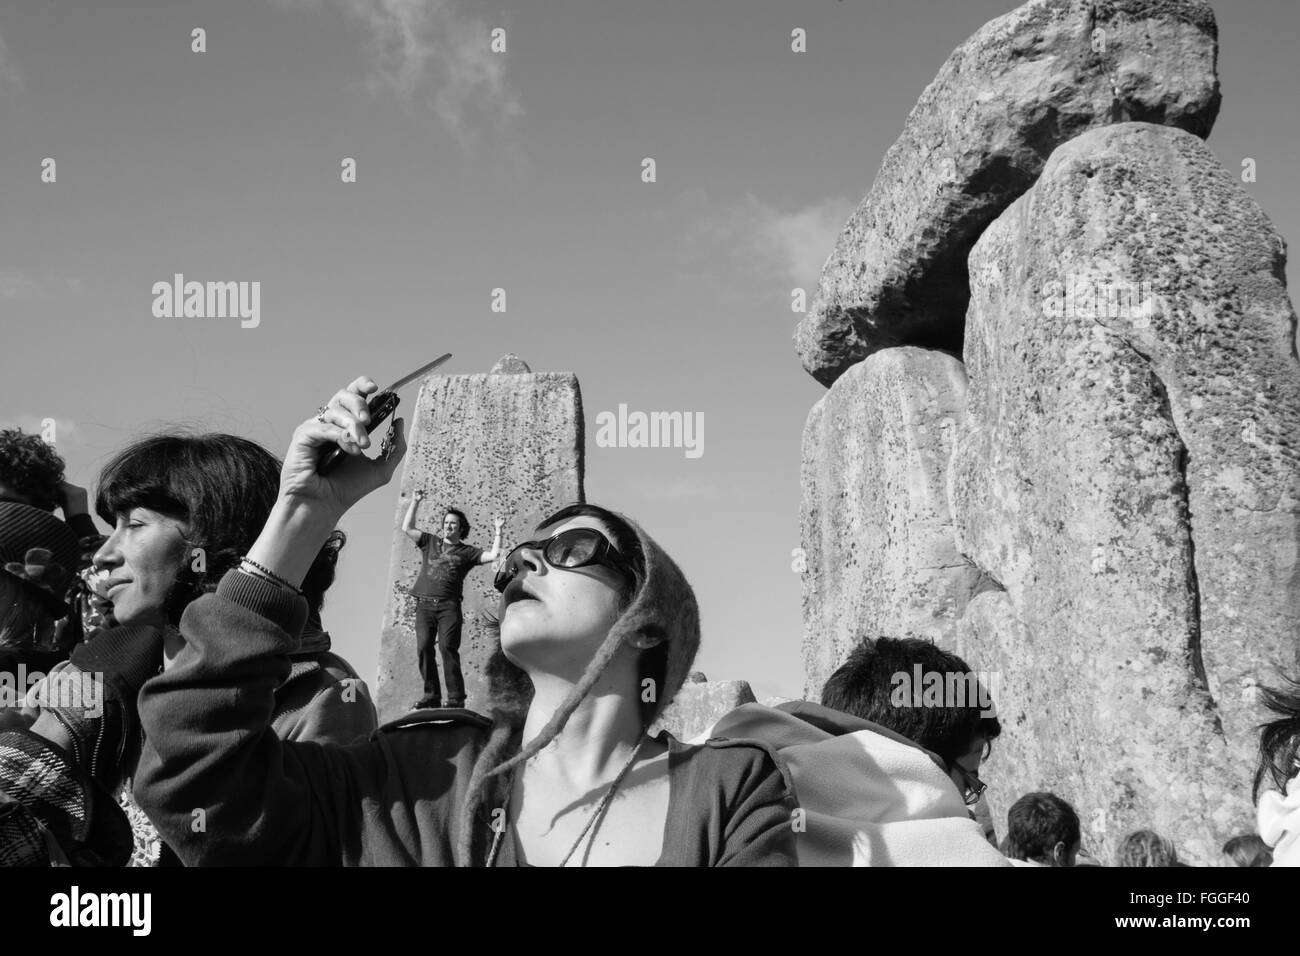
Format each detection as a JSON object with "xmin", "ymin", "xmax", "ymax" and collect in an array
[{"xmin": 1005, "ymin": 791, "xmax": 1080, "ymax": 866}]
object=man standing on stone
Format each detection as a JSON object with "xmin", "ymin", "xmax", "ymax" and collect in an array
[{"xmin": 402, "ymin": 491, "xmax": 503, "ymax": 709}]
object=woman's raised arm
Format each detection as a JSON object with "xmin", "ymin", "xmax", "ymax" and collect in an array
[{"xmin": 134, "ymin": 378, "xmax": 411, "ymax": 865}]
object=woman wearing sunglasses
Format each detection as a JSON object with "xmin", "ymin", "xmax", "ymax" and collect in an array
[{"xmin": 131, "ymin": 376, "xmax": 798, "ymax": 866}]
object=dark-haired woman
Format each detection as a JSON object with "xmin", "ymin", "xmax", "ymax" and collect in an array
[
  {"xmin": 1255, "ymin": 675, "xmax": 1300, "ymax": 866},
  {"xmin": 0, "ymin": 433, "xmax": 376, "ymax": 866},
  {"xmin": 132, "ymin": 376, "xmax": 798, "ymax": 866}
]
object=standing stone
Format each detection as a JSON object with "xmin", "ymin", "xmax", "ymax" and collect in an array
[
  {"xmin": 801, "ymin": 347, "xmax": 980, "ymax": 696},
  {"xmin": 490, "ymin": 353, "xmax": 532, "ymax": 375},
  {"xmin": 376, "ymin": 366, "xmax": 584, "ymax": 723},
  {"xmin": 794, "ymin": 0, "xmax": 1221, "ymax": 386},
  {"xmin": 653, "ymin": 680, "xmax": 757, "ymax": 742},
  {"xmin": 957, "ymin": 591, "xmax": 1113, "ymax": 855},
  {"xmin": 950, "ymin": 122, "xmax": 1300, "ymax": 865}
]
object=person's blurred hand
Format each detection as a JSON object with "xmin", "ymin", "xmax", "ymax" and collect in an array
[{"xmin": 57, "ymin": 481, "xmax": 89, "ymax": 518}]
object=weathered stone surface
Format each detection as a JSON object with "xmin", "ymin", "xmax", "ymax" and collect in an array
[
  {"xmin": 653, "ymin": 680, "xmax": 756, "ymax": 742},
  {"xmin": 794, "ymin": 0, "xmax": 1221, "ymax": 386},
  {"xmin": 490, "ymin": 353, "xmax": 531, "ymax": 374},
  {"xmin": 376, "ymin": 371, "xmax": 584, "ymax": 722},
  {"xmin": 949, "ymin": 122, "xmax": 1300, "ymax": 865},
  {"xmin": 801, "ymin": 347, "xmax": 980, "ymax": 697}
]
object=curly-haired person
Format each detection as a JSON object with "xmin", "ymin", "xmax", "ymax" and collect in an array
[{"xmin": 0, "ymin": 428, "xmax": 66, "ymax": 512}]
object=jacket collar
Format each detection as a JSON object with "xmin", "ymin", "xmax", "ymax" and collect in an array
[{"xmin": 296, "ymin": 611, "xmax": 332, "ymax": 655}]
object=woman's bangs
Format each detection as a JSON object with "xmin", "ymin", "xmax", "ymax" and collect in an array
[{"xmin": 96, "ymin": 473, "xmax": 189, "ymax": 526}]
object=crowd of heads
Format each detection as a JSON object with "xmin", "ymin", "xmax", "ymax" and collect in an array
[
  {"xmin": 0, "ymin": 425, "xmax": 359, "ymax": 736},
  {"xmin": 0, "ymin": 428, "xmax": 81, "ymax": 655},
  {"xmin": 814, "ymin": 631, "xmax": 1293, "ymax": 867},
  {"xmin": 1, "ymin": 416, "xmax": 1297, "ymax": 867}
]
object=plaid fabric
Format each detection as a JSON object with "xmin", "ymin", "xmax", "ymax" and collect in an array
[
  {"xmin": 0, "ymin": 730, "xmax": 90, "ymax": 865},
  {"xmin": 0, "ymin": 788, "xmax": 64, "ymax": 866},
  {"xmin": 0, "ymin": 729, "xmax": 133, "ymax": 866},
  {"xmin": 0, "ymin": 732, "xmax": 91, "ymax": 839}
]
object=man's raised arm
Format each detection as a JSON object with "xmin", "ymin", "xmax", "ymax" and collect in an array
[{"xmin": 402, "ymin": 490, "xmax": 426, "ymax": 545}]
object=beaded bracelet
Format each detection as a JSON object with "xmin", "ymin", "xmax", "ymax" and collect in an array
[{"xmin": 238, "ymin": 557, "xmax": 304, "ymax": 596}]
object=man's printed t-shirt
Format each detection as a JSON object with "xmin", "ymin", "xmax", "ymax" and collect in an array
[{"xmin": 408, "ymin": 534, "xmax": 484, "ymax": 601}]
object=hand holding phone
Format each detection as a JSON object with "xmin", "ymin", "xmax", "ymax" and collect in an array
[
  {"xmin": 248, "ymin": 377, "xmax": 410, "ymax": 596},
  {"xmin": 315, "ymin": 354, "xmax": 451, "ymax": 475},
  {"xmin": 317, "ymin": 389, "xmax": 400, "ymax": 475},
  {"xmin": 285, "ymin": 377, "xmax": 405, "ymax": 510}
]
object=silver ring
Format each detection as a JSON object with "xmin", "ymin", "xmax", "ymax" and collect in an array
[{"xmin": 316, "ymin": 404, "xmax": 329, "ymax": 424}]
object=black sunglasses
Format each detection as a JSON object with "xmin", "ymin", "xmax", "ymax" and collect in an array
[
  {"xmin": 493, "ymin": 527, "xmax": 632, "ymax": 594},
  {"xmin": 955, "ymin": 764, "xmax": 988, "ymax": 807}
]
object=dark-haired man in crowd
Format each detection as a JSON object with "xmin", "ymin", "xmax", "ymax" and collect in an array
[
  {"xmin": 700, "ymin": 633, "xmax": 1010, "ymax": 864},
  {"xmin": 1004, "ymin": 792, "xmax": 1081, "ymax": 867},
  {"xmin": 819, "ymin": 635, "xmax": 1002, "ymax": 829}
]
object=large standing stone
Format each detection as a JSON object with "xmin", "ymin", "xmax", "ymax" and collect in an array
[
  {"xmin": 801, "ymin": 347, "xmax": 980, "ymax": 697},
  {"xmin": 950, "ymin": 122, "xmax": 1300, "ymax": 865},
  {"xmin": 376, "ymin": 367, "xmax": 584, "ymax": 723},
  {"xmin": 795, "ymin": 0, "xmax": 1221, "ymax": 386}
]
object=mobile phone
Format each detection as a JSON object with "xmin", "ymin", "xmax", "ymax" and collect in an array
[{"xmin": 317, "ymin": 391, "xmax": 400, "ymax": 475}]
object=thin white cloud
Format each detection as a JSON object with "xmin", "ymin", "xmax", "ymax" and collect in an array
[
  {"xmin": 674, "ymin": 191, "xmax": 856, "ymax": 291},
  {"xmin": 0, "ymin": 269, "xmax": 40, "ymax": 300},
  {"xmin": 0, "ymin": 269, "xmax": 83, "ymax": 299},
  {"xmin": 273, "ymin": 0, "xmax": 522, "ymax": 153},
  {"xmin": 753, "ymin": 195, "xmax": 857, "ymax": 287},
  {"xmin": 0, "ymin": 31, "xmax": 22, "ymax": 90}
]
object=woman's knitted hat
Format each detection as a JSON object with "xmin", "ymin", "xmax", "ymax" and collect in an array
[
  {"xmin": 0, "ymin": 502, "xmax": 80, "ymax": 617},
  {"xmin": 604, "ymin": 511, "xmax": 700, "ymax": 714}
]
